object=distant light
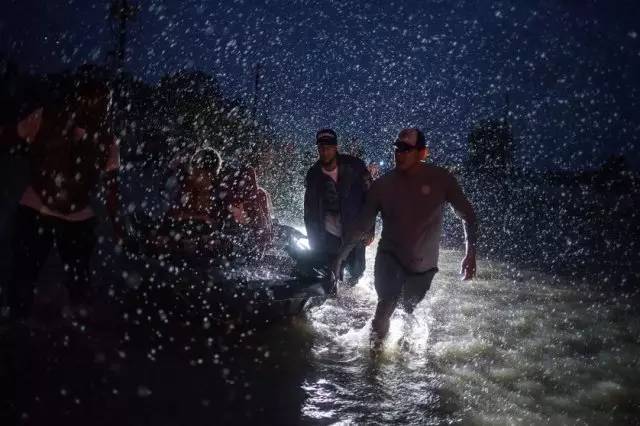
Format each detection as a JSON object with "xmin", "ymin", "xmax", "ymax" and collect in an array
[{"xmin": 379, "ymin": 161, "xmax": 385, "ymax": 166}]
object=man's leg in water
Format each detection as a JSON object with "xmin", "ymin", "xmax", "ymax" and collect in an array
[
  {"xmin": 7, "ymin": 207, "xmax": 54, "ymax": 321},
  {"xmin": 400, "ymin": 269, "xmax": 438, "ymax": 315},
  {"xmin": 322, "ymin": 233, "xmax": 341, "ymax": 295},
  {"xmin": 371, "ymin": 299, "xmax": 398, "ymax": 343},
  {"xmin": 56, "ymin": 217, "xmax": 97, "ymax": 309},
  {"xmin": 371, "ymin": 251, "xmax": 405, "ymax": 344},
  {"xmin": 344, "ymin": 243, "xmax": 366, "ymax": 287}
]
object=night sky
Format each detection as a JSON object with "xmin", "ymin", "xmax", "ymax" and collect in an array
[{"xmin": 2, "ymin": 0, "xmax": 639, "ymax": 169}]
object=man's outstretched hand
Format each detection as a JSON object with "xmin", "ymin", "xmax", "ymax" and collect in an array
[{"xmin": 460, "ymin": 249, "xmax": 476, "ymax": 281}]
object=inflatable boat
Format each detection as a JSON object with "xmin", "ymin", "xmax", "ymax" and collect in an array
[{"xmin": 116, "ymin": 212, "xmax": 329, "ymax": 327}]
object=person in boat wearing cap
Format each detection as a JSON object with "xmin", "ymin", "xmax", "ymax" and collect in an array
[
  {"xmin": 304, "ymin": 128, "xmax": 373, "ymax": 294},
  {"xmin": 3, "ymin": 75, "xmax": 122, "ymax": 322},
  {"xmin": 332, "ymin": 128, "xmax": 477, "ymax": 348}
]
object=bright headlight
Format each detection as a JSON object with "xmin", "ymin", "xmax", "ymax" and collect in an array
[{"xmin": 295, "ymin": 237, "xmax": 311, "ymax": 251}]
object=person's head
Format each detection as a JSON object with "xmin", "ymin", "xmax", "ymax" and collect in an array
[
  {"xmin": 190, "ymin": 147, "xmax": 223, "ymax": 176},
  {"xmin": 393, "ymin": 128, "xmax": 429, "ymax": 172},
  {"xmin": 316, "ymin": 128, "xmax": 338, "ymax": 167},
  {"xmin": 189, "ymin": 147, "xmax": 223, "ymax": 188},
  {"xmin": 69, "ymin": 77, "xmax": 112, "ymax": 128}
]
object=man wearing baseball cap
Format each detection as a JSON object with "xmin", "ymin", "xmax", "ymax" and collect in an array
[
  {"xmin": 332, "ymin": 127, "xmax": 477, "ymax": 349},
  {"xmin": 304, "ymin": 128, "xmax": 373, "ymax": 294}
]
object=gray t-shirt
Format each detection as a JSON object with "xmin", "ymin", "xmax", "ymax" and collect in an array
[{"xmin": 344, "ymin": 163, "xmax": 476, "ymax": 273}]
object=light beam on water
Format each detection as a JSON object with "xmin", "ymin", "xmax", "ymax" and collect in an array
[{"xmin": 301, "ymin": 242, "xmax": 640, "ymax": 424}]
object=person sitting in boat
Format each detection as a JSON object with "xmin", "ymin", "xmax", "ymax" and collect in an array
[
  {"xmin": 153, "ymin": 147, "xmax": 230, "ymax": 257},
  {"xmin": 224, "ymin": 165, "xmax": 274, "ymax": 257},
  {"xmin": 167, "ymin": 147, "xmax": 224, "ymax": 224}
]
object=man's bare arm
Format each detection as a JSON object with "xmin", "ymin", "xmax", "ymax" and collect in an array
[{"xmin": 446, "ymin": 173, "xmax": 478, "ymax": 280}]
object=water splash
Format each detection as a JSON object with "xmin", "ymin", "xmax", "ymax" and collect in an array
[{"xmin": 301, "ymin": 244, "xmax": 640, "ymax": 424}]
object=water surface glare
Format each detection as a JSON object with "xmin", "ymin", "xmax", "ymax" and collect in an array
[{"xmin": 302, "ymin": 245, "xmax": 640, "ymax": 425}]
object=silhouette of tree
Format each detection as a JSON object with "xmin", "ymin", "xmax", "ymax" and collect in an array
[{"xmin": 466, "ymin": 118, "xmax": 513, "ymax": 175}]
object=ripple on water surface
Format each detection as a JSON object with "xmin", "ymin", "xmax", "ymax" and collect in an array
[{"xmin": 301, "ymin": 246, "xmax": 640, "ymax": 424}]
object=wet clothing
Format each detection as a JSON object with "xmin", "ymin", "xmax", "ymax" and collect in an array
[
  {"xmin": 343, "ymin": 163, "xmax": 476, "ymax": 274},
  {"xmin": 339, "ymin": 162, "xmax": 475, "ymax": 336},
  {"xmin": 304, "ymin": 154, "xmax": 372, "ymax": 280},
  {"xmin": 8, "ymin": 207, "xmax": 97, "ymax": 319},
  {"xmin": 338, "ymin": 162, "xmax": 476, "ymax": 339},
  {"xmin": 374, "ymin": 250, "xmax": 437, "ymax": 311},
  {"xmin": 304, "ymin": 154, "xmax": 371, "ymax": 251}
]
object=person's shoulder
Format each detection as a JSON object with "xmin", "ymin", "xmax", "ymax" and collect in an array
[
  {"xmin": 305, "ymin": 161, "xmax": 321, "ymax": 182},
  {"xmin": 421, "ymin": 163, "xmax": 462, "ymax": 190},
  {"xmin": 305, "ymin": 161, "xmax": 321, "ymax": 176},
  {"xmin": 421, "ymin": 162, "xmax": 448, "ymax": 173},
  {"xmin": 370, "ymin": 170, "xmax": 395, "ymax": 190},
  {"xmin": 421, "ymin": 163, "xmax": 455, "ymax": 178}
]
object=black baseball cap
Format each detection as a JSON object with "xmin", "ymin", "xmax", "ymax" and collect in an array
[{"xmin": 316, "ymin": 128, "xmax": 338, "ymax": 146}]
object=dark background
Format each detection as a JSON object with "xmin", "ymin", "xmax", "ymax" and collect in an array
[{"xmin": 2, "ymin": 0, "xmax": 639, "ymax": 169}]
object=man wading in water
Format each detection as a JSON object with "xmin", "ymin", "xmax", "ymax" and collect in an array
[
  {"xmin": 304, "ymin": 128, "xmax": 373, "ymax": 294},
  {"xmin": 332, "ymin": 128, "xmax": 477, "ymax": 349}
]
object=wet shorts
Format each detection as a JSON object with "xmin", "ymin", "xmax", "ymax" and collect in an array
[{"xmin": 373, "ymin": 250, "xmax": 438, "ymax": 306}]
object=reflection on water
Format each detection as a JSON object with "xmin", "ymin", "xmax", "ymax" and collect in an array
[
  {"xmin": 2, "ymin": 242, "xmax": 639, "ymax": 425},
  {"xmin": 302, "ymin": 244, "xmax": 640, "ymax": 424}
]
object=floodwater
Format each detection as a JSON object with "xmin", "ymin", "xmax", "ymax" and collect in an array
[
  {"xmin": 302, "ymin": 246, "xmax": 640, "ymax": 425},
  {"xmin": 1, "ymin": 243, "xmax": 639, "ymax": 425}
]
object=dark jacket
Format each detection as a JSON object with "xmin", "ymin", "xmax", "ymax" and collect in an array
[{"xmin": 304, "ymin": 154, "xmax": 372, "ymax": 251}]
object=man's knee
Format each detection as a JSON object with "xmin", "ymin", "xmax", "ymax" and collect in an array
[
  {"xmin": 400, "ymin": 290, "xmax": 424, "ymax": 314},
  {"xmin": 401, "ymin": 298, "xmax": 419, "ymax": 315}
]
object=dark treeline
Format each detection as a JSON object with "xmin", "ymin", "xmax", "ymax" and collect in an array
[
  {"xmin": 443, "ymin": 119, "xmax": 639, "ymax": 287},
  {"xmin": 0, "ymin": 59, "xmax": 312, "ymax": 291},
  {"xmin": 445, "ymin": 118, "xmax": 635, "ymax": 286},
  {"xmin": 1, "ymin": 57, "xmax": 638, "ymax": 288},
  {"xmin": 0, "ymin": 58, "xmax": 310, "ymax": 220}
]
